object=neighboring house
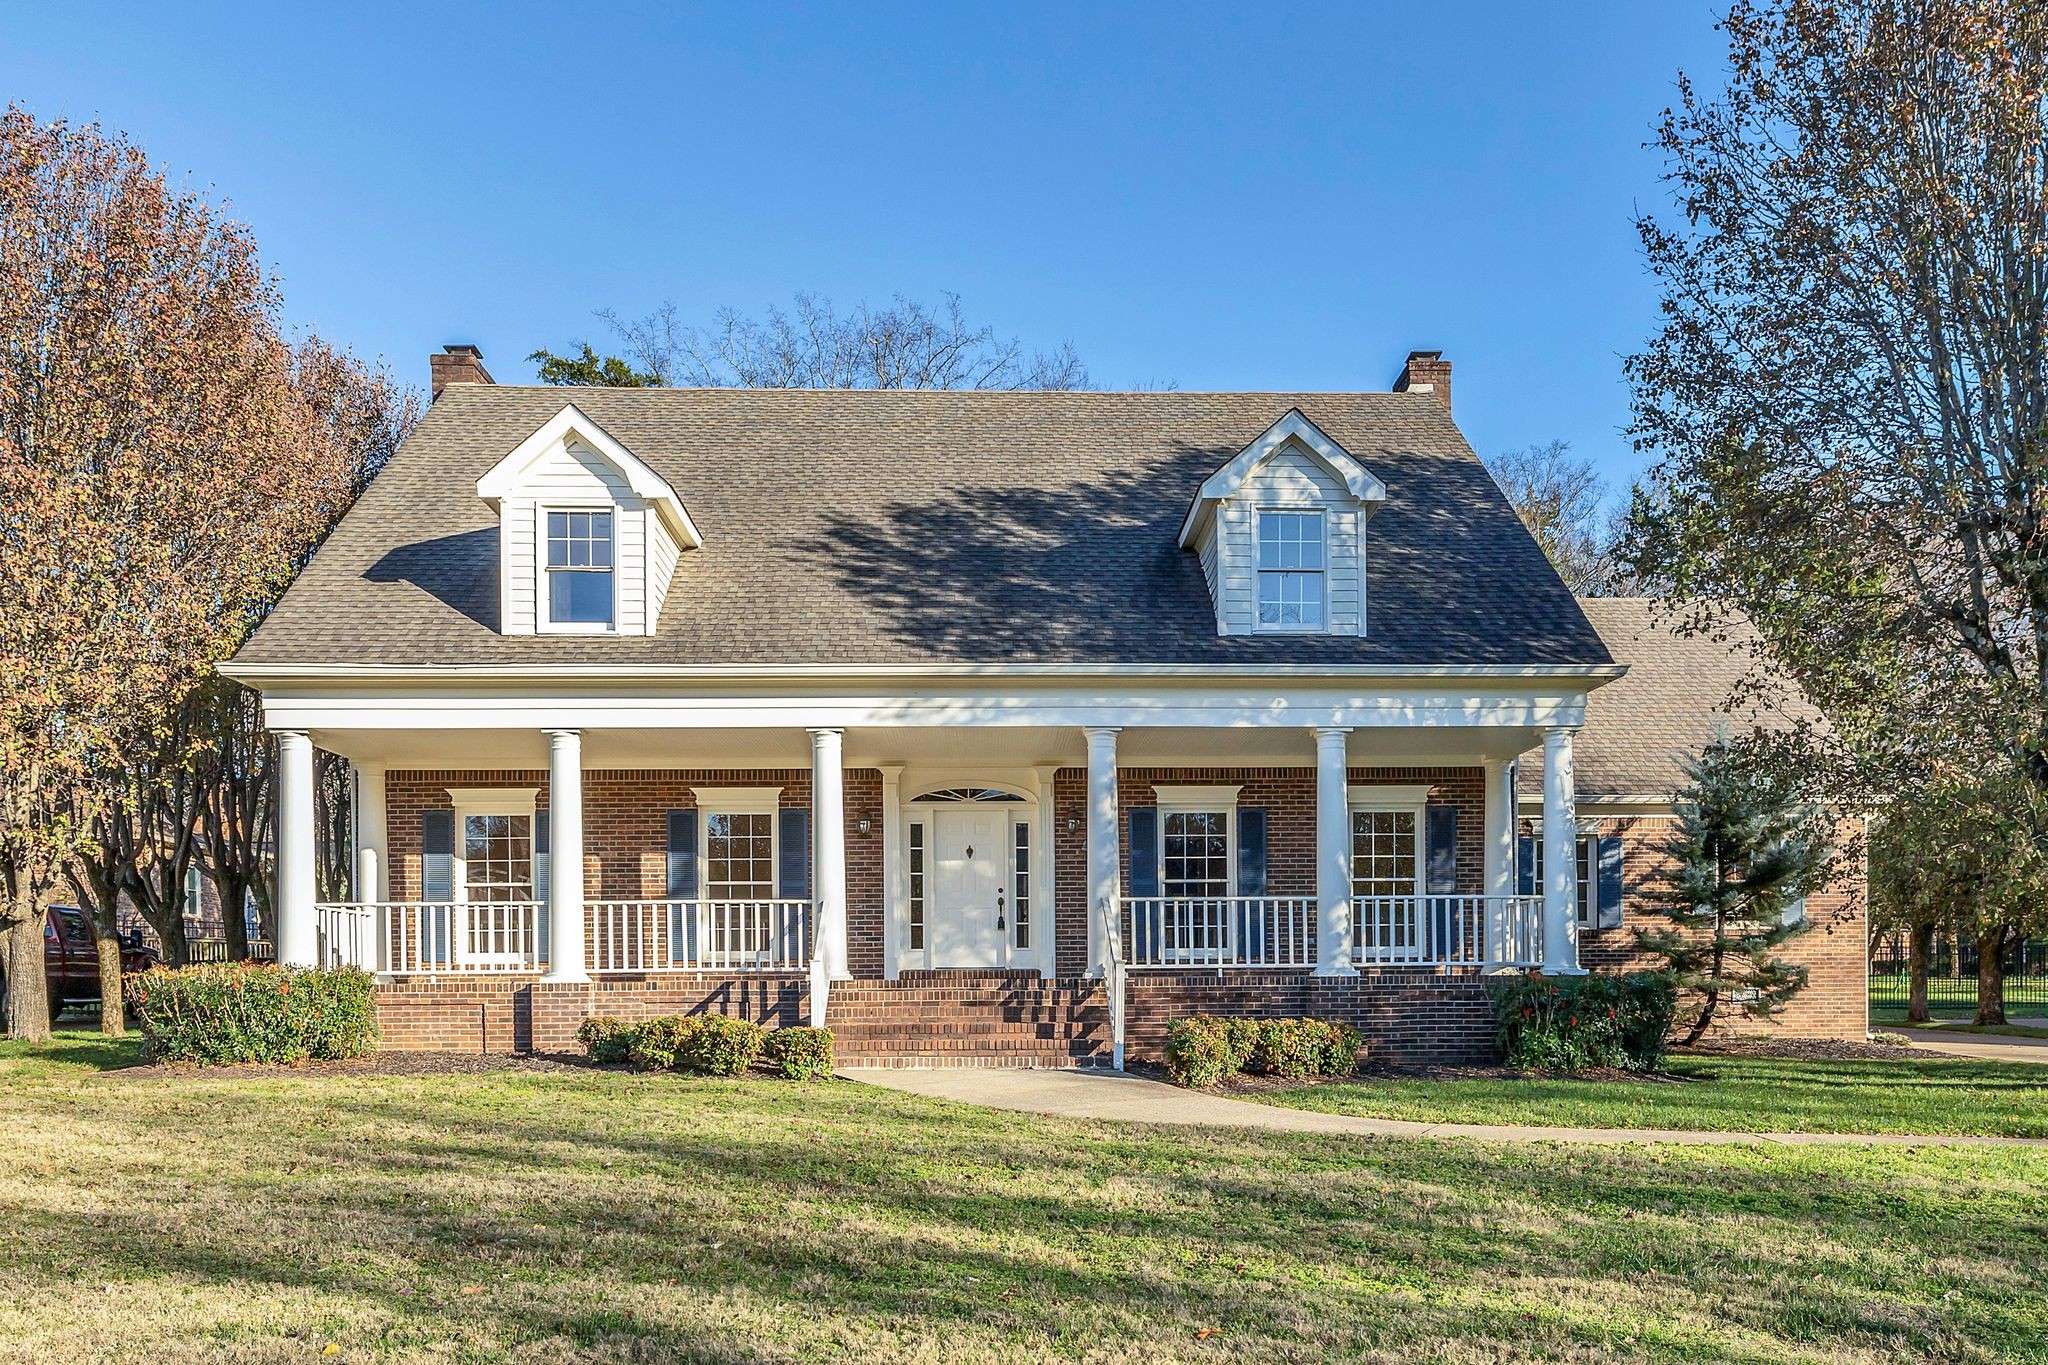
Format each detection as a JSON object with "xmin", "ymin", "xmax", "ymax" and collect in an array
[
  {"xmin": 1516, "ymin": 599, "xmax": 1867, "ymax": 1039},
  {"xmin": 222, "ymin": 346, "xmax": 1867, "ymax": 1065}
]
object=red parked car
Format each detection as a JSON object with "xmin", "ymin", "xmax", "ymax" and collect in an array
[{"xmin": 31, "ymin": 906, "xmax": 160, "ymax": 1024}]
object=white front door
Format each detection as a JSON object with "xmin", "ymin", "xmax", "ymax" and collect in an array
[{"xmin": 930, "ymin": 807, "xmax": 1005, "ymax": 968}]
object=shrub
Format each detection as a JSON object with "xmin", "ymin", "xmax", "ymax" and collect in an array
[
  {"xmin": 626, "ymin": 1015, "xmax": 696, "ymax": 1071},
  {"xmin": 1164, "ymin": 1017, "xmax": 1235, "ymax": 1088},
  {"xmin": 763, "ymin": 1026, "xmax": 835, "ymax": 1080},
  {"xmin": 1164, "ymin": 1015, "xmax": 1366, "ymax": 1087},
  {"xmin": 679, "ymin": 1014, "xmax": 767, "ymax": 1075},
  {"xmin": 576, "ymin": 1016, "xmax": 637, "ymax": 1064},
  {"xmin": 127, "ymin": 963, "xmax": 378, "ymax": 1065},
  {"xmin": 1487, "ymin": 971, "xmax": 1678, "ymax": 1073},
  {"xmin": 1250, "ymin": 1017, "xmax": 1363, "ymax": 1080}
]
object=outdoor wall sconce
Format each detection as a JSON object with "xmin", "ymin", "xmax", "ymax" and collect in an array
[
  {"xmin": 1065, "ymin": 817, "xmax": 1079, "ymax": 832},
  {"xmin": 856, "ymin": 818, "xmax": 871, "ymax": 835}
]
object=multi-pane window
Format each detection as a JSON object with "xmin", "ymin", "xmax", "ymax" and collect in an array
[
  {"xmin": 1162, "ymin": 811, "xmax": 1231, "ymax": 898},
  {"xmin": 706, "ymin": 812, "xmax": 775, "ymax": 953},
  {"xmin": 1012, "ymin": 821, "xmax": 1030, "ymax": 950},
  {"xmin": 1525, "ymin": 835, "xmax": 1597, "ymax": 925},
  {"xmin": 907, "ymin": 824, "xmax": 926, "ymax": 951},
  {"xmin": 546, "ymin": 510, "xmax": 614, "ymax": 626},
  {"xmin": 463, "ymin": 815, "xmax": 533, "ymax": 902},
  {"xmin": 1256, "ymin": 510, "xmax": 1325, "ymax": 630},
  {"xmin": 1350, "ymin": 810, "xmax": 1419, "ymax": 899}
]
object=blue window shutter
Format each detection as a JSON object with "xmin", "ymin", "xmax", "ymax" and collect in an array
[
  {"xmin": 1426, "ymin": 805, "xmax": 1459, "ymax": 894},
  {"xmin": 667, "ymin": 810, "xmax": 698, "ymax": 897},
  {"xmin": 1127, "ymin": 808, "xmax": 1159, "ymax": 896},
  {"xmin": 778, "ymin": 808, "xmax": 811, "ymax": 899},
  {"xmin": 1596, "ymin": 835, "xmax": 1626, "ymax": 930},
  {"xmin": 421, "ymin": 811, "xmax": 453, "ymax": 901},
  {"xmin": 1516, "ymin": 836, "xmax": 1537, "ymax": 896},
  {"xmin": 1236, "ymin": 809, "xmax": 1267, "ymax": 897},
  {"xmin": 1237, "ymin": 808, "xmax": 1268, "ymax": 960},
  {"xmin": 533, "ymin": 811, "xmax": 550, "ymax": 965}
]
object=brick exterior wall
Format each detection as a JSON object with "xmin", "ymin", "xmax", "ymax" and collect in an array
[
  {"xmin": 1553, "ymin": 813, "xmax": 1868, "ymax": 1040},
  {"xmin": 367, "ymin": 765, "xmax": 1865, "ymax": 1059},
  {"xmin": 1052, "ymin": 765, "xmax": 1486, "ymax": 977}
]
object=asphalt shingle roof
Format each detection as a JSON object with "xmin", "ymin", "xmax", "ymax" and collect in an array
[
  {"xmin": 1520, "ymin": 598, "xmax": 1818, "ymax": 800},
  {"xmin": 236, "ymin": 385, "xmax": 1612, "ymax": 669}
]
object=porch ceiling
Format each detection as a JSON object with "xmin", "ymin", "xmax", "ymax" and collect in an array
[{"xmin": 312, "ymin": 723, "xmax": 1542, "ymax": 772}]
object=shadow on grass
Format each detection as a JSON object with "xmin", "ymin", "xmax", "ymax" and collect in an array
[{"xmin": 6, "ymin": 1068, "xmax": 2045, "ymax": 1361}]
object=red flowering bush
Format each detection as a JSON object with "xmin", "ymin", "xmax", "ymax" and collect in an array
[{"xmin": 1486, "ymin": 972, "xmax": 1676, "ymax": 1072}]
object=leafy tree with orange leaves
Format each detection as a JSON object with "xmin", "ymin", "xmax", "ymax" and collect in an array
[{"xmin": 0, "ymin": 107, "xmax": 359, "ymax": 1039}]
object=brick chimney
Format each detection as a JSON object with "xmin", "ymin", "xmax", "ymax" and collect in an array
[
  {"xmin": 430, "ymin": 344, "xmax": 494, "ymax": 401},
  {"xmin": 1393, "ymin": 349, "xmax": 1451, "ymax": 413}
]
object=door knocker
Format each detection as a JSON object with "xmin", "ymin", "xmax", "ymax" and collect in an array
[{"xmin": 997, "ymin": 889, "xmax": 1006, "ymax": 931}]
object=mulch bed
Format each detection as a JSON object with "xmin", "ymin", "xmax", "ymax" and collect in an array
[
  {"xmin": 103, "ymin": 1050, "xmax": 591, "ymax": 1081},
  {"xmin": 1127, "ymin": 1034, "xmax": 1932, "ymax": 1095}
]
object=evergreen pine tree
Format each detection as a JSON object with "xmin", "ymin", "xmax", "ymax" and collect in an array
[{"xmin": 1638, "ymin": 739, "xmax": 1830, "ymax": 1044}]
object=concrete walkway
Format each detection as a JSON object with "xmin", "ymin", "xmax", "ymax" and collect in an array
[
  {"xmin": 843, "ymin": 1066, "xmax": 2048, "ymax": 1148},
  {"xmin": 1898, "ymin": 1025, "xmax": 2048, "ymax": 1065}
]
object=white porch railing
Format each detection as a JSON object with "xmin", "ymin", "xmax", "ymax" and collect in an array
[
  {"xmin": 587, "ymin": 899, "xmax": 811, "ymax": 973},
  {"xmin": 352, "ymin": 900, "xmax": 544, "ymax": 973},
  {"xmin": 1353, "ymin": 895, "xmax": 1544, "ymax": 968},
  {"xmin": 1118, "ymin": 896, "xmax": 1320, "ymax": 969}
]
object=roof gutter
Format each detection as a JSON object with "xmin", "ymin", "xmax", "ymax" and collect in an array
[{"xmin": 221, "ymin": 659, "xmax": 1629, "ymax": 686}]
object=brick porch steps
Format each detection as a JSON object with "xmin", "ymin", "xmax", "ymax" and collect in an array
[{"xmin": 825, "ymin": 972, "xmax": 1111, "ymax": 1068}]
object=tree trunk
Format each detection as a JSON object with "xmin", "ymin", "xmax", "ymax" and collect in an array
[
  {"xmin": 1975, "ymin": 924, "xmax": 2008, "ymax": 1027},
  {"xmin": 218, "ymin": 872, "xmax": 251, "ymax": 961},
  {"xmin": 93, "ymin": 932, "xmax": 126, "ymax": 1036},
  {"xmin": 4, "ymin": 916, "xmax": 52, "ymax": 1043},
  {"xmin": 1907, "ymin": 919, "xmax": 1935, "ymax": 1024}
]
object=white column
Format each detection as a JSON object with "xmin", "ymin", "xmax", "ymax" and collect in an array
[
  {"xmin": 879, "ymin": 764, "xmax": 904, "ymax": 981},
  {"xmin": 354, "ymin": 762, "xmax": 388, "ymax": 904},
  {"xmin": 1541, "ymin": 726, "xmax": 1584, "ymax": 974},
  {"xmin": 810, "ymin": 727, "xmax": 849, "ymax": 981},
  {"xmin": 274, "ymin": 729, "xmax": 316, "ymax": 967},
  {"xmin": 544, "ymin": 729, "xmax": 589, "ymax": 982},
  {"xmin": 1084, "ymin": 726, "xmax": 1120, "ymax": 978},
  {"xmin": 1314, "ymin": 725, "xmax": 1357, "ymax": 976},
  {"xmin": 1482, "ymin": 758, "xmax": 1512, "ymax": 967}
]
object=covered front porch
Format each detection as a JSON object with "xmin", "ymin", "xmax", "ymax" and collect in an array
[{"xmin": 245, "ymin": 666, "xmax": 1604, "ymax": 1064}]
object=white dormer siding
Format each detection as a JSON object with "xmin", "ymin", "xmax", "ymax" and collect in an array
[
  {"xmin": 478, "ymin": 404, "xmax": 700, "ymax": 639},
  {"xmin": 1178, "ymin": 410, "xmax": 1384, "ymax": 639},
  {"xmin": 1207, "ymin": 446, "xmax": 1365, "ymax": 635}
]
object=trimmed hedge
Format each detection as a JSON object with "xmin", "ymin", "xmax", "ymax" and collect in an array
[
  {"xmin": 576, "ymin": 1014, "xmax": 796, "ymax": 1077},
  {"xmin": 1164, "ymin": 1015, "xmax": 1363, "ymax": 1088},
  {"xmin": 128, "ymin": 963, "xmax": 378, "ymax": 1065},
  {"xmin": 763, "ymin": 1026, "xmax": 835, "ymax": 1080},
  {"xmin": 1487, "ymin": 971, "xmax": 1677, "ymax": 1073}
]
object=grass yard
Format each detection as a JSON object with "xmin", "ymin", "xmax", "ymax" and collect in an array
[
  {"xmin": 3, "ymin": 1036, "xmax": 2046, "ymax": 1364},
  {"xmin": 1255, "ymin": 1054, "xmax": 2048, "ymax": 1138}
]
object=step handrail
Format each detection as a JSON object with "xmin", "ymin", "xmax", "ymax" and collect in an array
[{"xmin": 1103, "ymin": 896, "xmax": 1127, "ymax": 1071}]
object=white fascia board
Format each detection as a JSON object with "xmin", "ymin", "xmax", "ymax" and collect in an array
[
  {"xmin": 1176, "ymin": 408, "xmax": 1387, "ymax": 547},
  {"xmin": 476, "ymin": 402, "xmax": 700, "ymax": 547},
  {"xmin": 251, "ymin": 680, "xmax": 1599, "ymax": 736},
  {"xmin": 224, "ymin": 660, "xmax": 1628, "ymax": 685}
]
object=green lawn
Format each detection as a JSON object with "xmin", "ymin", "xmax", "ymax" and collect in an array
[
  {"xmin": 1255, "ymin": 1054, "xmax": 2048, "ymax": 1138},
  {"xmin": 3, "ymin": 1036, "xmax": 2046, "ymax": 1364}
]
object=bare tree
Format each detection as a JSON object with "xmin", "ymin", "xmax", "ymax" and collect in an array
[
  {"xmin": 539, "ymin": 291, "xmax": 1092, "ymax": 391},
  {"xmin": 1482, "ymin": 440, "xmax": 1626, "ymax": 595}
]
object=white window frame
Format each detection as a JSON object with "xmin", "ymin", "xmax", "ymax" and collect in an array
[
  {"xmin": 1253, "ymin": 506, "xmax": 1329, "ymax": 634},
  {"xmin": 1153, "ymin": 784, "xmax": 1240, "ymax": 961},
  {"xmin": 444, "ymin": 787, "xmax": 540, "ymax": 905},
  {"xmin": 1524, "ymin": 825, "xmax": 1601, "ymax": 928},
  {"xmin": 538, "ymin": 502, "xmax": 619, "ymax": 635},
  {"xmin": 1348, "ymin": 784, "xmax": 1428, "ymax": 960},
  {"xmin": 689, "ymin": 786, "xmax": 783, "ymax": 902}
]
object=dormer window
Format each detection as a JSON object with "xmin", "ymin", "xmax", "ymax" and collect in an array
[
  {"xmin": 546, "ymin": 510, "xmax": 615, "ymax": 627},
  {"xmin": 1256, "ymin": 510, "xmax": 1326, "ymax": 631}
]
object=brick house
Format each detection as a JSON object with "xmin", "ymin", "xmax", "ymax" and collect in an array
[{"xmin": 222, "ymin": 346, "xmax": 1866, "ymax": 1065}]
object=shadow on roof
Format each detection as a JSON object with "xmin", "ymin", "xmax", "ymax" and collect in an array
[{"xmin": 363, "ymin": 528, "xmax": 500, "ymax": 633}]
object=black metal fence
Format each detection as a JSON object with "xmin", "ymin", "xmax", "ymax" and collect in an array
[{"xmin": 1869, "ymin": 939, "xmax": 2048, "ymax": 1016}]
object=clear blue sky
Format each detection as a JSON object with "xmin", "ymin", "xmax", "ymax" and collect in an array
[{"xmin": 3, "ymin": 2, "xmax": 1730, "ymax": 494}]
